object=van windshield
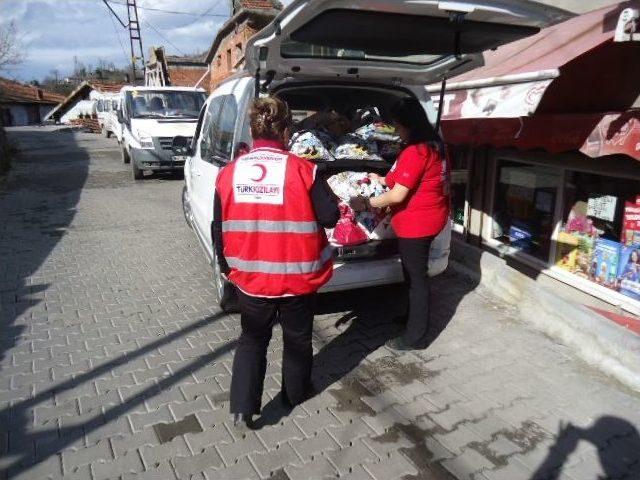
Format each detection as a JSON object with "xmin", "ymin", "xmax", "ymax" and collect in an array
[{"xmin": 126, "ymin": 90, "xmax": 206, "ymax": 119}]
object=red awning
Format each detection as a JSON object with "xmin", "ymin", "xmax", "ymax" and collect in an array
[
  {"xmin": 441, "ymin": 111, "xmax": 640, "ymax": 161},
  {"xmin": 435, "ymin": 1, "xmax": 640, "ymax": 161}
]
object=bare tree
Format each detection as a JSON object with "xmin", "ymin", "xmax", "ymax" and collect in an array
[{"xmin": 0, "ymin": 22, "xmax": 25, "ymax": 73}]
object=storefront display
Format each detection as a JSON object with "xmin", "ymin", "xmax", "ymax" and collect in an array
[
  {"xmin": 491, "ymin": 161, "xmax": 559, "ymax": 260},
  {"xmin": 450, "ymin": 147, "xmax": 469, "ymax": 228},
  {"xmin": 618, "ymin": 245, "xmax": 640, "ymax": 300}
]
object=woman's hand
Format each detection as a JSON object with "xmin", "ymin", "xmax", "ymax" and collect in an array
[
  {"xmin": 349, "ymin": 196, "xmax": 369, "ymax": 212},
  {"xmin": 368, "ymin": 173, "xmax": 386, "ymax": 186}
]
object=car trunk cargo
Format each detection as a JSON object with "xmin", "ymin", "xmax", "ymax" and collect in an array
[{"xmin": 276, "ymin": 83, "xmax": 416, "ymax": 261}]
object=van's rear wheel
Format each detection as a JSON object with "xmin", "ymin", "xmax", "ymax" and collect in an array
[
  {"xmin": 102, "ymin": 126, "xmax": 111, "ymax": 138},
  {"xmin": 213, "ymin": 251, "xmax": 239, "ymax": 313},
  {"xmin": 132, "ymin": 159, "xmax": 143, "ymax": 180}
]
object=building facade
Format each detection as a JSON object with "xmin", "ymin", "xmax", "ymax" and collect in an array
[
  {"xmin": 205, "ymin": 0, "xmax": 282, "ymax": 91},
  {"xmin": 0, "ymin": 77, "xmax": 64, "ymax": 126},
  {"xmin": 145, "ymin": 47, "xmax": 209, "ymax": 90}
]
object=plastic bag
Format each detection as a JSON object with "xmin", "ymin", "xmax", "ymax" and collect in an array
[
  {"xmin": 355, "ymin": 122, "xmax": 400, "ymax": 142},
  {"xmin": 333, "ymin": 134, "xmax": 383, "ymax": 161},
  {"xmin": 288, "ymin": 129, "xmax": 336, "ymax": 161},
  {"xmin": 331, "ymin": 204, "xmax": 369, "ymax": 246}
]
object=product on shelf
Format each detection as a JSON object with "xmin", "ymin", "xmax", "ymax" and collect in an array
[
  {"xmin": 617, "ymin": 245, "xmax": 640, "ymax": 300},
  {"xmin": 591, "ymin": 239, "xmax": 622, "ymax": 289},
  {"xmin": 621, "ymin": 201, "xmax": 640, "ymax": 246}
]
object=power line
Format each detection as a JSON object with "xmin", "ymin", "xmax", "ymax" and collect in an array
[
  {"xmin": 142, "ymin": 18, "xmax": 187, "ymax": 56},
  {"xmin": 106, "ymin": 0, "xmax": 229, "ymax": 18},
  {"xmin": 108, "ymin": 7, "xmax": 131, "ymax": 67},
  {"xmin": 176, "ymin": 0, "xmax": 228, "ymax": 29}
]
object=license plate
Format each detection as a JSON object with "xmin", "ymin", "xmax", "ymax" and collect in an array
[{"xmin": 172, "ymin": 155, "xmax": 187, "ymax": 162}]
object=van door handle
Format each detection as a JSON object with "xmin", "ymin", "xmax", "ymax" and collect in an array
[{"xmin": 192, "ymin": 169, "xmax": 202, "ymax": 177}]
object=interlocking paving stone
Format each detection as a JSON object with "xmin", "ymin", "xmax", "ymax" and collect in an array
[
  {"xmin": 324, "ymin": 440, "xmax": 379, "ymax": 475},
  {"xmin": 173, "ymin": 447, "xmax": 224, "ymax": 479},
  {"xmin": 250, "ymin": 442, "xmax": 303, "ymax": 479},
  {"xmin": 1, "ymin": 127, "xmax": 639, "ymax": 480}
]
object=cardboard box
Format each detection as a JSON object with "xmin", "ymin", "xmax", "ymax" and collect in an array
[
  {"xmin": 556, "ymin": 232, "xmax": 579, "ymax": 271},
  {"xmin": 574, "ymin": 234, "xmax": 594, "ymax": 278},
  {"xmin": 621, "ymin": 202, "xmax": 640, "ymax": 246},
  {"xmin": 592, "ymin": 239, "xmax": 621, "ymax": 289},
  {"xmin": 618, "ymin": 245, "xmax": 640, "ymax": 300}
]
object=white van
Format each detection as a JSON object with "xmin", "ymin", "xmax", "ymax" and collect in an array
[
  {"xmin": 96, "ymin": 94, "xmax": 121, "ymax": 140},
  {"xmin": 118, "ymin": 86, "xmax": 208, "ymax": 179},
  {"xmin": 178, "ymin": 0, "xmax": 569, "ymax": 310}
]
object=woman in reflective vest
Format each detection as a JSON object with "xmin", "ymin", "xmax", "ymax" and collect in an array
[{"xmin": 213, "ymin": 96, "xmax": 339, "ymax": 427}]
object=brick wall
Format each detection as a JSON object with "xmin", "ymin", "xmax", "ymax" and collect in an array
[
  {"xmin": 209, "ymin": 21, "xmax": 259, "ymax": 91},
  {"xmin": 167, "ymin": 66, "xmax": 209, "ymax": 91}
]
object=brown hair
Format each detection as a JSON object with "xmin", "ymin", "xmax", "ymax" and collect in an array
[{"xmin": 249, "ymin": 96, "xmax": 292, "ymax": 141}]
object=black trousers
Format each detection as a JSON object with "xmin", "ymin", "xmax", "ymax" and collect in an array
[
  {"xmin": 398, "ymin": 236, "xmax": 435, "ymax": 346},
  {"xmin": 230, "ymin": 291, "xmax": 316, "ymax": 415}
]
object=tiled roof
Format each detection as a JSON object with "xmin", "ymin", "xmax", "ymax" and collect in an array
[
  {"xmin": 236, "ymin": 0, "xmax": 282, "ymax": 10},
  {"xmin": 90, "ymin": 81, "xmax": 127, "ymax": 93},
  {"xmin": 0, "ymin": 77, "xmax": 65, "ymax": 105}
]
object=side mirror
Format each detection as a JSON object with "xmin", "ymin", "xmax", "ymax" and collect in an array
[
  {"xmin": 172, "ymin": 136, "xmax": 192, "ymax": 156},
  {"xmin": 117, "ymin": 110, "xmax": 124, "ymax": 123}
]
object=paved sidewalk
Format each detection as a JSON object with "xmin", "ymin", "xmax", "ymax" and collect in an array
[{"xmin": 1, "ymin": 127, "xmax": 639, "ymax": 480}]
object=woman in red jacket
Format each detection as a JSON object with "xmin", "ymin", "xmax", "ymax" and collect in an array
[{"xmin": 351, "ymin": 98, "xmax": 450, "ymax": 350}]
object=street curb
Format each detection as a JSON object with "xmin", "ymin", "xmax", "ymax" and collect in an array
[{"xmin": 448, "ymin": 241, "xmax": 640, "ymax": 393}]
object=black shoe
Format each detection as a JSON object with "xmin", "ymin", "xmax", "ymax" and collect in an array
[
  {"xmin": 232, "ymin": 413, "xmax": 253, "ymax": 433},
  {"xmin": 385, "ymin": 336, "xmax": 416, "ymax": 351}
]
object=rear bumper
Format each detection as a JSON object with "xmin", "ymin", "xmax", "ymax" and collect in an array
[
  {"xmin": 320, "ymin": 222, "xmax": 452, "ymax": 293},
  {"xmin": 130, "ymin": 147, "xmax": 184, "ymax": 171},
  {"xmin": 321, "ymin": 256, "xmax": 404, "ymax": 292}
]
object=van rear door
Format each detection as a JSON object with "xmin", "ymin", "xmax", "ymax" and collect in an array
[{"xmin": 246, "ymin": 0, "xmax": 572, "ymax": 84}]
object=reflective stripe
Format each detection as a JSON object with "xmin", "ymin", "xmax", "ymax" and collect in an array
[
  {"xmin": 222, "ymin": 220, "xmax": 319, "ymax": 234},
  {"xmin": 226, "ymin": 245, "xmax": 333, "ymax": 275}
]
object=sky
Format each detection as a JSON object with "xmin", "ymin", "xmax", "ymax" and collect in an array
[
  {"xmin": 1, "ymin": 0, "xmax": 617, "ymax": 83},
  {"xmin": 1, "ymin": 0, "xmax": 246, "ymax": 82}
]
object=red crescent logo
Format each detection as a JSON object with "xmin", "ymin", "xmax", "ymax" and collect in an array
[{"xmin": 251, "ymin": 163, "xmax": 267, "ymax": 182}]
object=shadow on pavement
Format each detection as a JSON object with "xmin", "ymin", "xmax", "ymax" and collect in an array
[
  {"xmin": 2, "ymin": 317, "xmax": 235, "ymax": 477},
  {"xmin": 0, "ymin": 128, "xmax": 89, "ymax": 368},
  {"xmin": 532, "ymin": 415, "xmax": 640, "ymax": 479},
  {"xmin": 257, "ymin": 268, "xmax": 480, "ymax": 428}
]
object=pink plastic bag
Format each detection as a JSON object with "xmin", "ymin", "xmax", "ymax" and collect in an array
[{"xmin": 332, "ymin": 204, "xmax": 369, "ymax": 246}]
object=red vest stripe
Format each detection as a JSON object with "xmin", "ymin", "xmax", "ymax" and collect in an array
[{"xmin": 216, "ymin": 146, "xmax": 333, "ymax": 297}]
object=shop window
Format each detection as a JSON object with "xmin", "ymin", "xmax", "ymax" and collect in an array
[
  {"xmin": 491, "ymin": 160, "xmax": 561, "ymax": 261},
  {"xmin": 556, "ymin": 171, "xmax": 639, "ymax": 301},
  {"xmin": 450, "ymin": 146, "xmax": 469, "ymax": 229}
]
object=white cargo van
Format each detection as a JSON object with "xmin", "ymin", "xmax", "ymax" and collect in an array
[
  {"xmin": 96, "ymin": 94, "xmax": 121, "ymax": 140},
  {"xmin": 118, "ymin": 86, "xmax": 207, "ymax": 179},
  {"xmin": 178, "ymin": 0, "xmax": 569, "ymax": 310}
]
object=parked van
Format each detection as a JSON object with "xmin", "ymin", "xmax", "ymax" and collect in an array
[
  {"xmin": 96, "ymin": 94, "xmax": 121, "ymax": 140},
  {"xmin": 178, "ymin": 0, "xmax": 569, "ymax": 310},
  {"xmin": 118, "ymin": 86, "xmax": 207, "ymax": 179}
]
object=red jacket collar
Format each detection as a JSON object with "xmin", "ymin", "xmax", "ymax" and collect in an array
[{"xmin": 252, "ymin": 139, "xmax": 285, "ymax": 150}]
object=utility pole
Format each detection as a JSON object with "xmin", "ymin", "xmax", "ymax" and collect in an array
[
  {"xmin": 126, "ymin": 0, "xmax": 145, "ymax": 84},
  {"xmin": 101, "ymin": 0, "xmax": 145, "ymax": 85}
]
